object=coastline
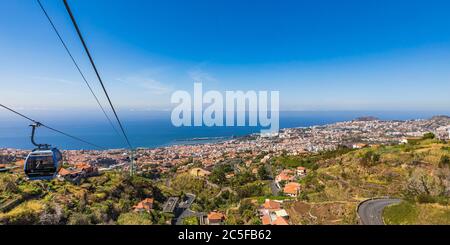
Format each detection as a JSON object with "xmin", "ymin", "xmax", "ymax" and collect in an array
[{"xmin": 1, "ymin": 115, "xmax": 449, "ymax": 152}]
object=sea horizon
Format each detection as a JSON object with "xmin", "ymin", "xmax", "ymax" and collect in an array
[{"xmin": 0, "ymin": 110, "xmax": 448, "ymax": 150}]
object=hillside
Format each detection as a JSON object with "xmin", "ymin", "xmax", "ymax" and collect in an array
[
  {"xmin": 0, "ymin": 172, "xmax": 169, "ymax": 225},
  {"xmin": 1, "ymin": 136, "xmax": 449, "ymax": 225},
  {"xmin": 283, "ymin": 138, "xmax": 450, "ymax": 224}
]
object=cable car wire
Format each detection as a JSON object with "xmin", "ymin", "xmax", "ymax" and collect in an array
[
  {"xmin": 62, "ymin": 0, "xmax": 133, "ymax": 150},
  {"xmin": 0, "ymin": 104, "xmax": 106, "ymax": 150},
  {"xmin": 36, "ymin": 0, "xmax": 121, "ymax": 138}
]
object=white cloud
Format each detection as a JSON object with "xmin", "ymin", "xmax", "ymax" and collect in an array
[
  {"xmin": 188, "ymin": 69, "xmax": 218, "ymax": 83},
  {"xmin": 30, "ymin": 76, "xmax": 78, "ymax": 86},
  {"xmin": 116, "ymin": 76, "xmax": 173, "ymax": 95}
]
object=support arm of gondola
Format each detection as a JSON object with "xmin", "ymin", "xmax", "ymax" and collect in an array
[{"xmin": 30, "ymin": 123, "xmax": 50, "ymax": 149}]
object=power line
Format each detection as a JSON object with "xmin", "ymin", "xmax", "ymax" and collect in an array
[
  {"xmin": 0, "ymin": 104, "xmax": 105, "ymax": 150},
  {"xmin": 62, "ymin": 0, "xmax": 133, "ymax": 150},
  {"xmin": 36, "ymin": 0, "xmax": 121, "ymax": 138}
]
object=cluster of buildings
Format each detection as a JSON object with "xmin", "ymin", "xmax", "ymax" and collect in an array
[
  {"xmin": 1, "ymin": 116, "xmax": 449, "ymax": 182},
  {"xmin": 133, "ymin": 198, "xmax": 154, "ymax": 212},
  {"xmin": 57, "ymin": 163, "xmax": 99, "ymax": 183},
  {"xmin": 259, "ymin": 199, "xmax": 289, "ymax": 225},
  {"xmin": 436, "ymin": 125, "xmax": 450, "ymax": 141},
  {"xmin": 205, "ymin": 211, "xmax": 226, "ymax": 225},
  {"xmin": 275, "ymin": 167, "xmax": 306, "ymax": 197},
  {"xmin": 129, "ymin": 116, "xmax": 450, "ymax": 176},
  {"xmin": 132, "ymin": 195, "xmax": 227, "ymax": 225}
]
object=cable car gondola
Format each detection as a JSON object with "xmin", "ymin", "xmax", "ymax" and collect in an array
[{"xmin": 24, "ymin": 123, "xmax": 62, "ymax": 180}]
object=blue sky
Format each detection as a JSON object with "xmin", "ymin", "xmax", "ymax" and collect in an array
[{"xmin": 1, "ymin": 0, "xmax": 450, "ymax": 113}]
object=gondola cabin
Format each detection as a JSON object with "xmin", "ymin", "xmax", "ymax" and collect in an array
[{"xmin": 24, "ymin": 148, "xmax": 62, "ymax": 180}]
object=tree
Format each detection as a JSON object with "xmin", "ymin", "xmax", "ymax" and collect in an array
[
  {"xmin": 422, "ymin": 132, "xmax": 435, "ymax": 140},
  {"xmin": 358, "ymin": 150, "xmax": 380, "ymax": 167},
  {"xmin": 257, "ymin": 165, "xmax": 270, "ymax": 180},
  {"xmin": 182, "ymin": 216, "xmax": 199, "ymax": 225},
  {"xmin": 209, "ymin": 168, "xmax": 226, "ymax": 185},
  {"xmin": 236, "ymin": 182, "xmax": 264, "ymax": 198},
  {"xmin": 209, "ymin": 164, "xmax": 232, "ymax": 185},
  {"xmin": 405, "ymin": 169, "xmax": 443, "ymax": 202},
  {"xmin": 439, "ymin": 155, "xmax": 450, "ymax": 168},
  {"xmin": 232, "ymin": 171, "xmax": 256, "ymax": 186}
]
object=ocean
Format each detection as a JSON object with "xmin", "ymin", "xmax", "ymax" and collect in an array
[{"xmin": 0, "ymin": 110, "xmax": 448, "ymax": 150}]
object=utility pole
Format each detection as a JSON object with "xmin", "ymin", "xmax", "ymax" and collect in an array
[{"xmin": 130, "ymin": 149, "xmax": 135, "ymax": 176}]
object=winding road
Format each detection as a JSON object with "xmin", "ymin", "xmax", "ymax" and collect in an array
[{"xmin": 358, "ymin": 198, "xmax": 401, "ymax": 225}]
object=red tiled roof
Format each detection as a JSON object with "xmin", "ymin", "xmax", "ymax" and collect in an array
[
  {"xmin": 262, "ymin": 215, "xmax": 271, "ymax": 225},
  {"xmin": 208, "ymin": 211, "xmax": 225, "ymax": 221},
  {"xmin": 263, "ymin": 199, "xmax": 281, "ymax": 210},
  {"xmin": 134, "ymin": 198, "xmax": 154, "ymax": 211},
  {"xmin": 58, "ymin": 168, "xmax": 73, "ymax": 176},
  {"xmin": 283, "ymin": 182, "xmax": 301, "ymax": 195}
]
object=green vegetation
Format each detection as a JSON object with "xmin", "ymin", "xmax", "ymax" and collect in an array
[
  {"xmin": 257, "ymin": 165, "xmax": 270, "ymax": 180},
  {"xmin": 182, "ymin": 216, "xmax": 199, "ymax": 225},
  {"xmin": 383, "ymin": 201, "xmax": 418, "ymax": 224},
  {"xmin": 225, "ymin": 199, "xmax": 260, "ymax": 225},
  {"xmin": 193, "ymin": 189, "xmax": 238, "ymax": 212},
  {"xmin": 0, "ymin": 172, "xmax": 167, "ymax": 225},
  {"xmin": 439, "ymin": 155, "xmax": 450, "ymax": 167},
  {"xmin": 171, "ymin": 173, "xmax": 210, "ymax": 195},
  {"xmin": 0, "ymin": 200, "xmax": 44, "ymax": 225},
  {"xmin": 384, "ymin": 201, "xmax": 450, "ymax": 224},
  {"xmin": 236, "ymin": 181, "xmax": 270, "ymax": 199},
  {"xmin": 422, "ymin": 132, "xmax": 436, "ymax": 140},
  {"xmin": 1, "ymin": 137, "xmax": 450, "ymax": 225},
  {"xmin": 117, "ymin": 212, "xmax": 153, "ymax": 225},
  {"xmin": 357, "ymin": 150, "xmax": 380, "ymax": 167},
  {"xmin": 209, "ymin": 163, "xmax": 234, "ymax": 185},
  {"xmin": 287, "ymin": 139, "xmax": 450, "ymax": 224},
  {"xmin": 231, "ymin": 171, "xmax": 256, "ymax": 187},
  {"xmin": 273, "ymin": 155, "xmax": 318, "ymax": 170}
]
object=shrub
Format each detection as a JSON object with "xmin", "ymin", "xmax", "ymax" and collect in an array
[
  {"xmin": 182, "ymin": 216, "xmax": 199, "ymax": 225},
  {"xmin": 422, "ymin": 132, "xmax": 435, "ymax": 140},
  {"xmin": 236, "ymin": 182, "xmax": 264, "ymax": 198},
  {"xmin": 0, "ymin": 174, "xmax": 19, "ymax": 194},
  {"xmin": 0, "ymin": 200, "xmax": 44, "ymax": 225},
  {"xmin": 439, "ymin": 155, "xmax": 450, "ymax": 168},
  {"xmin": 358, "ymin": 150, "xmax": 380, "ymax": 167},
  {"xmin": 257, "ymin": 165, "xmax": 270, "ymax": 180},
  {"xmin": 67, "ymin": 212, "xmax": 92, "ymax": 225},
  {"xmin": 117, "ymin": 212, "xmax": 152, "ymax": 225}
]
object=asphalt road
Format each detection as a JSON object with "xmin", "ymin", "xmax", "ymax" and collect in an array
[
  {"xmin": 358, "ymin": 198, "xmax": 401, "ymax": 225},
  {"xmin": 174, "ymin": 193, "xmax": 197, "ymax": 225}
]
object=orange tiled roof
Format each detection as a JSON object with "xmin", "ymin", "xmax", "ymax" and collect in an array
[
  {"xmin": 263, "ymin": 199, "xmax": 281, "ymax": 210},
  {"xmin": 142, "ymin": 198, "xmax": 154, "ymax": 204},
  {"xmin": 134, "ymin": 198, "xmax": 154, "ymax": 211},
  {"xmin": 276, "ymin": 169, "xmax": 295, "ymax": 181},
  {"xmin": 262, "ymin": 214, "xmax": 271, "ymax": 225},
  {"xmin": 283, "ymin": 182, "xmax": 301, "ymax": 195},
  {"xmin": 75, "ymin": 163, "xmax": 95, "ymax": 171},
  {"xmin": 58, "ymin": 168, "xmax": 73, "ymax": 176},
  {"xmin": 208, "ymin": 211, "xmax": 225, "ymax": 221}
]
